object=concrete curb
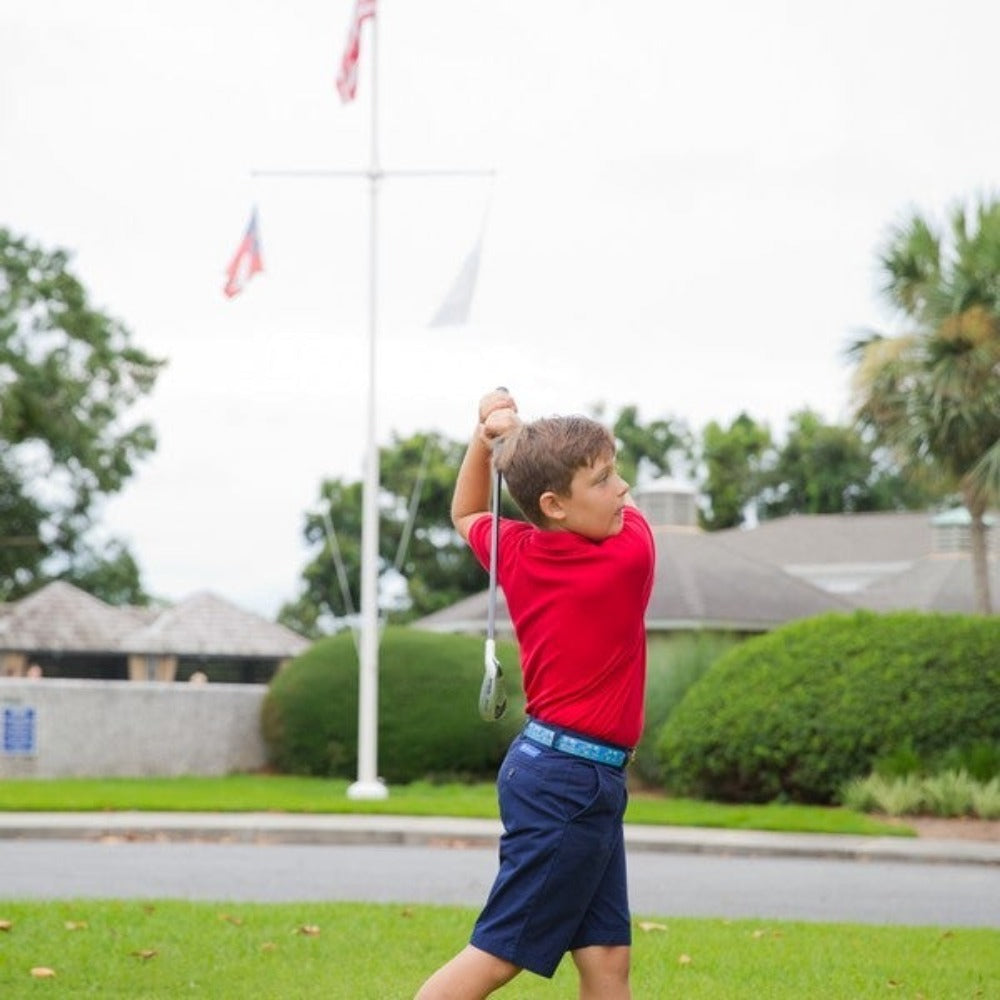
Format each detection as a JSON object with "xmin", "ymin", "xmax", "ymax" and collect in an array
[{"xmin": 1, "ymin": 812, "xmax": 998, "ymax": 866}]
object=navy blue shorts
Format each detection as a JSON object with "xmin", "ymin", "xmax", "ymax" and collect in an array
[{"xmin": 470, "ymin": 735, "xmax": 631, "ymax": 978}]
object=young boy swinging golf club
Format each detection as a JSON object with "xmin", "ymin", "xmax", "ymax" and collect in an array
[{"xmin": 415, "ymin": 388, "xmax": 656, "ymax": 1000}]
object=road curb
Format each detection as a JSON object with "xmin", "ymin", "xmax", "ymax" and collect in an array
[{"xmin": 0, "ymin": 812, "xmax": 998, "ymax": 866}]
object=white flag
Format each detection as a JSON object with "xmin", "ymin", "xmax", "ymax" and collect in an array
[{"xmin": 429, "ymin": 232, "xmax": 483, "ymax": 327}]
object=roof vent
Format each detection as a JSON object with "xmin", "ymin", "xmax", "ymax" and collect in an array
[
  {"xmin": 931, "ymin": 507, "xmax": 995, "ymax": 554},
  {"xmin": 634, "ymin": 478, "xmax": 699, "ymax": 528}
]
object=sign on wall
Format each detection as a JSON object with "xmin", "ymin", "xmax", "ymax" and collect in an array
[{"xmin": 2, "ymin": 704, "xmax": 37, "ymax": 756}]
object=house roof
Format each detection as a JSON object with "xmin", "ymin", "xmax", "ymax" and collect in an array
[
  {"xmin": 416, "ymin": 525, "xmax": 852, "ymax": 636},
  {"xmin": 122, "ymin": 591, "xmax": 309, "ymax": 657},
  {"xmin": 847, "ymin": 552, "xmax": 1000, "ymax": 614},
  {"xmin": 712, "ymin": 510, "xmax": 935, "ymax": 566},
  {"xmin": 0, "ymin": 581, "xmax": 155, "ymax": 653},
  {"xmin": 0, "ymin": 581, "xmax": 308, "ymax": 659},
  {"xmin": 646, "ymin": 526, "xmax": 852, "ymax": 630}
]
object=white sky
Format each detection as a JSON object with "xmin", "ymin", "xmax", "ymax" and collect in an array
[{"xmin": 3, "ymin": 1, "xmax": 998, "ymax": 617}]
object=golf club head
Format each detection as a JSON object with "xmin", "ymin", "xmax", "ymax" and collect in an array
[{"xmin": 479, "ymin": 639, "xmax": 508, "ymax": 721}]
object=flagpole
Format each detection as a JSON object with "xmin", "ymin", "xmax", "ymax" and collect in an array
[
  {"xmin": 248, "ymin": 1, "xmax": 495, "ymax": 801},
  {"xmin": 348, "ymin": 4, "xmax": 387, "ymax": 800}
]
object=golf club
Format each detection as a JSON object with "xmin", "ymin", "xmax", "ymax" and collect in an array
[{"xmin": 479, "ymin": 391, "xmax": 509, "ymax": 722}]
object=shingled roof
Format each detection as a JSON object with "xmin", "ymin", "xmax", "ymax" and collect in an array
[
  {"xmin": 123, "ymin": 591, "xmax": 309, "ymax": 657},
  {"xmin": 847, "ymin": 552, "xmax": 1000, "ymax": 613},
  {"xmin": 0, "ymin": 582, "xmax": 308, "ymax": 659},
  {"xmin": 0, "ymin": 581, "xmax": 156, "ymax": 653},
  {"xmin": 415, "ymin": 525, "xmax": 851, "ymax": 636}
]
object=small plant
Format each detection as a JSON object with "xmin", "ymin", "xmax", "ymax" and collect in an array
[
  {"xmin": 871, "ymin": 774, "xmax": 926, "ymax": 817},
  {"xmin": 971, "ymin": 777, "xmax": 1000, "ymax": 820},
  {"xmin": 922, "ymin": 769, "xmax": 976, "ymax": 817},
  {"xmin": 839, "ymin": 775, "xmax": 879, "ymax": 813}
]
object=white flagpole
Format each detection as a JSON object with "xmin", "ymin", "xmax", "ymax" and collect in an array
[{"xmin": 348, "ymin": 4, "xmax": 387, "ymax": 800}]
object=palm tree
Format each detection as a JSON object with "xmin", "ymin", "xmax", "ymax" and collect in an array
[{"xmin": 850, "ymin": 196, "xmax": 1000, "ymax": 613}]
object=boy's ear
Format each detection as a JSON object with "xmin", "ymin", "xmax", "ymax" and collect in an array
[{"xmin": 539, "ymin": 490, "xmax": 568, "ymax": 523}]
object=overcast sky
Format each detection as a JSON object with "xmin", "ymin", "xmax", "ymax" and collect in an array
[{"xmin": 3, "ymin": 1, "xmax": 999, "ymax": 617}]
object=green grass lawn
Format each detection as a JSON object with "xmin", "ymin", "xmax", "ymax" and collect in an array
[
  {"xmin": 0, "ymin": 900, "xmax": 995, "ymax": 998},
  {"xmin": 0, "ymin": 774, "xmax": 911, "ymax": 836}
]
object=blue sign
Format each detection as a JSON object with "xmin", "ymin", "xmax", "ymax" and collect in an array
[{"xmin": 2, "ymin": 705, "xmax": 37, "ymax": 755}]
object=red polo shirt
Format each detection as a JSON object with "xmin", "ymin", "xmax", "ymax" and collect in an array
[{"xmin": 468, "ymin": 506, "xmax": 655, "ymax": 747}]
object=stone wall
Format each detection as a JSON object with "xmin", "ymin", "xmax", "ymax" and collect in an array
[{"xmin": 0, "ymin": 678, "xmax": 268, "ymax": 777}]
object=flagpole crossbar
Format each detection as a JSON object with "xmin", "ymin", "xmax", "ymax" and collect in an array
[{"xmin": 251, "ymin": 167, "xmax": 496, "ymax": 180}]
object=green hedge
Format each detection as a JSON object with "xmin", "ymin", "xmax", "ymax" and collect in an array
[
  {"xmin": 260, "ymin": 627, "xmax": 525, "ymax": 783},
  {"xmin": 656, "ymin": 611, "xmax": 1000, "ymax": 804}
]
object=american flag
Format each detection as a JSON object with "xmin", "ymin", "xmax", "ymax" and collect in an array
[
  {"xmin": 336, "ymin": 0, "xmax": 376, "ymax": 103},
  {"xmin": 223, "ymin": 209, "xmax": 264, "ymax": 299}
]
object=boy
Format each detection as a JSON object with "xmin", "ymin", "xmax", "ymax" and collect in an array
[{"xmin": 415, "ymin": 389, "xmax": 656, "ymax": 1000}]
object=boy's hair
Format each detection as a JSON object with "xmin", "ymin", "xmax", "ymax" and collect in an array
[{"xmin": 493, "ymin": 415, "xmax": 616, "ymax": 526}]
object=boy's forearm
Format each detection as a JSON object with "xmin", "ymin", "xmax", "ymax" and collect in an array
[{"xmin": 450, "ymin": 429, "xmax": 494, "ymax": 528}]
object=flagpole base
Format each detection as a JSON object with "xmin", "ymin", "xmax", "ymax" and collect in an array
[{"xmin": 347, "ymin": 779, "xmax": 389, "ymax": 801}]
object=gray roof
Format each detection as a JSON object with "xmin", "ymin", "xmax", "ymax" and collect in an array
[
  {"xmin": 847, "ymin": 552, "xmax": 1000, "ymax": 614},
  {"xmin": 123, "ymin": 591, "xmax": 309, "ymax": 657},
  {"xmin": 0, "ymin": 581, "xmax": 308, "ymax": 659},
  {"xmin": 712, "ymin": 511, "xmax": 935, "ymax": 565},
  {"xmin": 646, "ymin": 526, "xmax": 852, "ymax": 630},
  {"xmin": 0, "ymin": 581, "xmax": 155, "ymax": 653},
  {"xmin": 416, "ymin": 526, "xmax": 851, "ymax": 636}
]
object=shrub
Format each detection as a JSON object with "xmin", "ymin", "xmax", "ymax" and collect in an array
[
  {"xmin": 921, "ymin": 769, "xmax": 977, "ymax": 817},
  {"xmin": 934, "ymin": 741, "xmax": 1000, "ymax": 782},
  {"xmin": 261, "ymin": 627, "xmax": 524, "ymax": 782},
  {"xmin": 657, "ymin": 611, "xmax": 1000, "ymax": 804},
  {"xmin": 971, "ymin": 777, "xmax": 1000, "ymax": 820},
  {"xmin": 634, "ymin": 633, "xmax": 739, "ymax": 785}
]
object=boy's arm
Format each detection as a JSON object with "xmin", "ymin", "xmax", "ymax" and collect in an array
[{"xmin": 451, "ymin": 389, "xmax": 518, "ymax": 542}]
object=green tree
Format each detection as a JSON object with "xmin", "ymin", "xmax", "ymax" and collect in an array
[
  {"xmin": 851, "ymin": 197, "xmax": 1000, "ymax": 612},
  {"xmin": 755, "ymin": 409, "xmax": 934, "ymax": 520},
  {"xmin": 607, "ymin": 404, "xmax": 692, "ymax": 487},
  {"xmin": 0, "ymin": 228, "xmax": 164, "ymax": 601},
  {"xmin": 699, "ymin": 412, "xmax": 771, "ymax": 530},
  {"xmin": 279, "ymin": 431, "xmax": 486, "ymax": 637}
]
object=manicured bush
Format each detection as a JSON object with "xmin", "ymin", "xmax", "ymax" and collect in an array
[
  {"xmin": 634, "ymin": 633, "xmax": 740, "ymax": 785},
  {"xmin": 657, "ymin": 611, "xmax": 1000, "ymax": 804},
  {"xmin": 261, "ymin": 627, "xmax": 524, "ymax": 782}
]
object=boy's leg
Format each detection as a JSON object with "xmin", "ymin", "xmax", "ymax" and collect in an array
[
  {"xmin": 413, "ymin": 944, "xmax": 520, "ymax": 1000},
  {"xmin": 571, "ymin": 944, "xmax": 631, "ymax": 1000}
]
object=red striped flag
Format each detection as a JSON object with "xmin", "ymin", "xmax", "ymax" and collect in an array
[
  {"xmin": 336, "ymin": 0, "xmax": 376, "ymax": 103},
  {"xmin": 223, "ymin": 209, "xmax": 264, "ymax": 299}
]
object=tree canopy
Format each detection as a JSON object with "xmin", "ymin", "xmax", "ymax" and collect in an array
[
  {"xmin": 0, "ymin": 228, "xmax": 164, "ymax": 602},
  {"xmin": 281, "ymin": 404, "xmax": 931, "ymax": 637},
  {"xmin": 851, "ymin": 196, "xmax": 1000, "ymax": 612}
]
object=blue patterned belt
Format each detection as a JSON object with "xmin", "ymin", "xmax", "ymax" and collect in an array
[{"xmin": 522, "ymin": 719, "xmax": 633, "ymax": 768}]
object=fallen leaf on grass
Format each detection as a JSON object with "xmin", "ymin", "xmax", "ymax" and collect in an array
[
  {"xmin": 295, "ymin": 925, "xmax": 321, "ymax": 936},
  {"xmin": 0, "ymin": 920, "xmax": 12, "ymax": 932},
  {"xmin": 131, "ymin": 949, "xmax": 158, "ymax": 961},
  {"xmin": 64, "ymin": 921, "xmax": 88, "ymax": 931},
  {"xmin": 678, "ymin": 954, "xmax": 693, "ymax": 966},
  {"xmin": 637, "ymin": 921, "xmax": 668, "ymax": 933},
  {"xmin": 218, "ymin": 913, "xmax": 244, "ymax": 926},
  {"xmin": 30, "ymin": 967, "xmax": 56, "ymax": 978},
  {"xmin": 260, "ymin": 942, "xmax": 278, "ymax": 952},
  {"xmin": 887, "ymin": 980, "xmax": 903, "ymax": 988}
]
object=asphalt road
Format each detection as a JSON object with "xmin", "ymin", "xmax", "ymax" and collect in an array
[{"xmin": 2, "ymin": 839, "xmax": 998, "ymax": 928}]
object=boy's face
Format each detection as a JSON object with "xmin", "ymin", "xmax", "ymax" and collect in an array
[{"xmin": 543, "ymin": 451, "xmax": 630, "ymax": 540}]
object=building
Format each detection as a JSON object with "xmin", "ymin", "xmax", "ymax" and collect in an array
[
  {"xmin": 0, "ymin": 581, "xmax": 308, "ymax": 683},
  {"xmin": 415, "ymin": 482, "xmax": 998, "ymax": 637}
]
